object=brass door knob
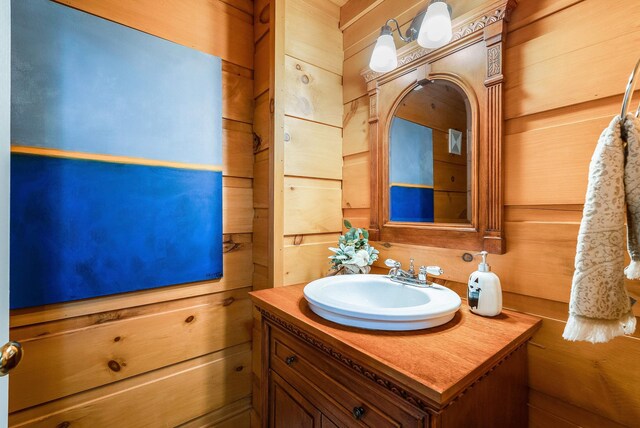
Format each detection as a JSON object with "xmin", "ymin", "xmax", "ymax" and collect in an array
[{"xmin": 0, "ymin": 341, "xmax": 23, "ymax": 376}]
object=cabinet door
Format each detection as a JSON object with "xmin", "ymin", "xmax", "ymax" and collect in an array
[
  {"xmin": 321, "ymin": 415, "xmax": 339, "ymax": 428},
  {"xmin": 270, "ymin": 370, "xmax": 321, "ymax": 428}
]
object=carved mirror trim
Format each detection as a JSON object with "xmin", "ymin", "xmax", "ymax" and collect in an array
[{"xmin": 363, "ymin": 0, "xmax": 516, "ymax": 254}]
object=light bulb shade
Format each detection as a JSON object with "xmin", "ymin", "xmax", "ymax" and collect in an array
[
  {"xmin": 417, "ymin": 1, "xmax": 452, "ymax": 49},
  {"xmin": 369, "ymin": 33, "xmax": 398, "ymax": 73}
]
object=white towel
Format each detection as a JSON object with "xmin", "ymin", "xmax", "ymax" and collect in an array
[{"xmin": 563, "ymin": 114, "xmax": 638, "ymax": 343}]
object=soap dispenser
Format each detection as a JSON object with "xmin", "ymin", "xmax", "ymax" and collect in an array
[{"xmin": 467, "ymin": 251, "xmax": 502, "ymax": 317}]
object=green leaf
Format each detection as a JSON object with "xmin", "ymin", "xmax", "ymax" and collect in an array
[
  {"xmin": 343, "ymin": 219, "xmax": 352, "ymax": 229},
  {"xmin": 362, "ymin": 229, "xmax": 369, "ymax": 239}
]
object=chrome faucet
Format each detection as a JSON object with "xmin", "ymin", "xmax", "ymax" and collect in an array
[{"xmin": 385, "ymin": 258, "xmax": 443, "ymax": 287}]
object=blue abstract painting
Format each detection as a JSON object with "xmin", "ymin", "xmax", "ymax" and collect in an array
[
  {"xmin": 10, "ymin": 0, "xmax": 223, "ymax": 309},
  {"xmin": 389, "ymin": 117, "xmax": 434, "ymax": 222}
]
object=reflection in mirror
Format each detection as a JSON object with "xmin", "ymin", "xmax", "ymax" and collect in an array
[{"xmin": 389, "ymin": 79, "xmax": 471, "ymax": 224}]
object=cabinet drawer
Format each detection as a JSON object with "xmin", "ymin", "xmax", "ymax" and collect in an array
[{"xmin": 269, "ymin": 325, "xmax": 427, "ymax": 427}]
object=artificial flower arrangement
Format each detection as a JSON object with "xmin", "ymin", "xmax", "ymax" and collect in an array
[{"xmin": 328, "ymin": 220, "xmax": 379, "ymax": 275}]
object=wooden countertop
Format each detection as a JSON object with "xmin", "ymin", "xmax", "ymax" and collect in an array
[{"xmin": 250, "ymin": 283, "xmax": 541, "ymax": 407}]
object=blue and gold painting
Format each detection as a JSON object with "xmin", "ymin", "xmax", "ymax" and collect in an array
[
  {"xmin": 10, "ymin": 0, "xmax": 223, "ymax": 308},
  {"xmin": 389, "ymin": 117, "xmax": 435, "ymax": 222}
]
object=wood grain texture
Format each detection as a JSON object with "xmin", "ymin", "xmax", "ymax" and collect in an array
[
  {"xmin": 270, "ymin": 0, "xmax": 287, "ymax": 290},
  {"xmin": 278, "ymin": 0, "xmax": 344, "ymax": 323},
  {"xmin": 254, "ymin": 0, "xmax": 270, "ymax": 42},
  {"xmin": 251, "ymin": 284, "xmax": 540, "ymax": 405},
  {"xmin": 504, "ymin": 0, "xmax": 640, "ymax": 119},
  {"xmin": 223, "ymin": 63, "xmax": 254, "ymax": 124},
  {"xmin": 254, "ymin": 92, "xmax": 271, "ymax": 153},
  {"xmin": 284, "ymin": 177, "xmax": 342, "ymax": 235},
  {"xmin": 177, "ymin": 397, "xmax": 252, "ymax": 428},
  {"xmin": 284, "ymin": 116, "xmax": 343, "ymax": 180},
  {"xmin": 342, "ymin": 152, "xmax": 370, "ymax": 209},
  {"xmin": 10, "ymin": 288, "xmax": 252, "ymax": 412},
  {"xmin": 254, "ymin": 150, "xmax": 270, "ymax": 209},
  {"xmin": 283, "ymin": 233, "xmax": 340, "ymax": 285},
  {"xmin": 284, "ymin": 0, "xmax": 343, "ymax": 75},
  {"xmin": 223, "ymin": 119, "xmax": 254, "ymax": 178},
  {"xmin": 343, "ymin": 95, "xmax": 370, "ymax": 156},
  {"xmin": 284, "ymin": 56, "xmax": 343, "ymax": 127},
  {"xmin": 253, "ymin": 209, "xmax": 269, "ymax": 268},
  {"xmin": 254, "ymin": 34, "xmax": 270, "ymax": 98},
  {"xmin": 9, "ymin": 344, "xmax": 252, "ymax": 427},
  {"xmin": 528, "ymin": 390, "xmax": 626, "ymax": 428},
  {"xmin": 223, "ymin": 181, "xmax": 253, "ymax": 234},
  {"xmin": 221, "ymin": 0, "xmax": 254, "ymax": 16},
  {"xmin": 339, "ymin": 0, "xmax": 384, "ymax": 30},
  {"xmin": 528, "ymin": 319, "xmax": 640, "ymax": 427}
]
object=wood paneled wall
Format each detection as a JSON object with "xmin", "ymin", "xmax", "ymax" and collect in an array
[
  {"xmin": 251, "ymin": 0, "xmax": 343, "ymax": 424},
  {"xmin": 9, "ymin": 1, "xmax": 255, "ymax": 426},
  {"xmin": 281, "ymin": 0, "xmax": 344, "ymax": 287},
  {"xmin": 341, "ymin": 0, "xmax": 640, "ymax": 426}
]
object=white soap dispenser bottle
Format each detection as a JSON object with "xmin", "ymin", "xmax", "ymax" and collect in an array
[{"xmin": 467, "ymin": 251, "xmax": 502, "ymax": 317}]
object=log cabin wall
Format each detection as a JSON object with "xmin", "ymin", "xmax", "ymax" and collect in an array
[
  {"xmin": 251, "ymin": 0, "xmax": 344, "ymax": 423},
  {"xmin": 341, "ymin": 0, "xmax": 640, "ymax": 426},
  {"xmin": 9, "ymin": 1, "xmax": 255, "ymax": 426},
  {"xmin": 280, "ymin": 0, "xmax": 344, "ymax": 288}
]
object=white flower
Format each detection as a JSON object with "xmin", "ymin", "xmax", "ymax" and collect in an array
[{"xmin": 349, "ymin": 249, "xmax": 370, "ymax": 267}]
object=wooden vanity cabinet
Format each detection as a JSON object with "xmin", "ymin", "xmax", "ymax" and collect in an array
[
  {"xmin": 268, "ymin": 324, "xmax": 427, "ymax": 428},
  {"xmin": 252, "ymin": 285, "xmax": 541, "ymax": 428}
]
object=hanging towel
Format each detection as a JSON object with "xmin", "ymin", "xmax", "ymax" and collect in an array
[
  {"xmin": 563, "ymin": 114, "xmax": 638, "ymax": 343},
  {"xmin": 625, "ymin": 115, "xmax": 640, "ymax": 279}
]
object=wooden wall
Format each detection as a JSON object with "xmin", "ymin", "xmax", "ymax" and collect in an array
[
  {"xmin": 9, "ymin": 1, "xmax": 255, "ymax": 426},
  {"xmin": 251, "ymin": 0, "xmax": 344, "ymax": 424},
  {"xmin": 280, "ymin": 0, "xmax": 344, "ymax": 287},
  {"xmin": 340, "ymin": 0, "xmax": 640, "ymax": 426}
]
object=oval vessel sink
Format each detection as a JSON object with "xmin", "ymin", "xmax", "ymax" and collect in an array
[{"xmin": 303, "ymin": 274, "xmax": 461, "ymax": 331}]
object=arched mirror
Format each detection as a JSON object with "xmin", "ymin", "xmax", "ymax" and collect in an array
[
  {"xmin": 364, "ymin": 0, "xmax": 514, "ymax": 254},
  {"xmin": 389, "ymin": 79, "xmax": 471, "ymax": 224}
]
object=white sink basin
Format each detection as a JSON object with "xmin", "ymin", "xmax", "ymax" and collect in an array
[{"xmin": 303, "ymin": 274, "xmax": 461, "ymax": 331}]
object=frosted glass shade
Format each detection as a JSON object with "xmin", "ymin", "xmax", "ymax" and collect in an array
[
  {"xmin": 369, "ymin": 34, "xmax": 398, "ymax": 73},
  {"xmin": 417, "ymin": 2, "xmax": 452, "ymax": 49}
]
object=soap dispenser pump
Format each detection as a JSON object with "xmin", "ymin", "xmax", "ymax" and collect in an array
[{"xmin": 467, "ymin": 251, "xmax": 502, "ymax": 317}]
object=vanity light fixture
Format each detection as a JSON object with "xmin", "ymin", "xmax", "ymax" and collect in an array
[{"xmin": 369, "ymin": 0, "xmax": 453, "ymax": 73}]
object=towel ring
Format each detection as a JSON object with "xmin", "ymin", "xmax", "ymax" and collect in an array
[{"xmin": 621, "ymin": 58, "xmax": 640, "ymax": 120}]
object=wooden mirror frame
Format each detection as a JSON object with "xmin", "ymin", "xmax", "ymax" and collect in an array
[{"xmin": 363, "ymin": 0, "xmax": 516, "ymax": 254}]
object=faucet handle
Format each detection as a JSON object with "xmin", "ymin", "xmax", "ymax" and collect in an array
[
  {"xmin": 385, "ymin": 259, "xmax": 401, "ymax": 268},
  {"xmin": 424, "ymin": 266, "xmax": 443, "ymax": 276}
]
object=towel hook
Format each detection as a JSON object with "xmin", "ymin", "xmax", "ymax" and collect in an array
[{"xmin": 621, "ymin": 58, "xmax": 640, "ymax": 120}]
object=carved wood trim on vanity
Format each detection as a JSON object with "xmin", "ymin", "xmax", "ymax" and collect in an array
[
  {"xmin": 363, "ymin": 0, "xmax": 517, "ymax": 254},
  {"xmin": 258, "ymin": 306, "xmax": 528, "ymax": 414}
]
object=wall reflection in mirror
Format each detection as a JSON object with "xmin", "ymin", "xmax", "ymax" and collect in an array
[{"xmin": 389, "ymin": 79, "xmax": 471, "ymax": 224}]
